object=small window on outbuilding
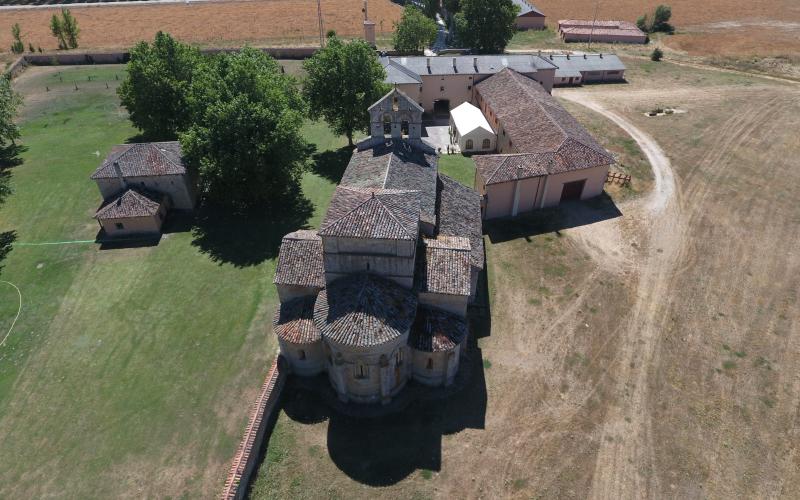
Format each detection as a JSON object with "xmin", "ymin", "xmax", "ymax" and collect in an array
[
  {"xmin": 115, "ymin": 222, "xmax": 124, "ymax": 230},
  {"xmin": 426, "ymin": 358, "xmax": 433, "ymax": 370},
  {"xmin": 466, "ymin": 139, "xmax": 473, "ymax": 150},
  {"xmin": 482, "ymin": 138, "xmax": 491, "ymax": 149},
  {"xmin": 440, "ymin": 86, "xmax": 445, "ymax": 92},
  {"xmin": 298, "ymin": 349, "xmax": 306, "ymax": 360}
]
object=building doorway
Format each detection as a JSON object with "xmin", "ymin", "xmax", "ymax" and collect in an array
[
  {"xmin": 433, "ymin": 99, "xmax": 450, "ymax": 117},
  {"xmin": 559, "ymin": 179, "xmax": 586, "ymax": 203}
]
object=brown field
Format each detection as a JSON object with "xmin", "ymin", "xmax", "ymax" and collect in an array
[
  {"xmin": 0, "ymin": 0, "xmax": 401, "ymax": 52},
  {"xmin": 250, "ymin": 58, "xmax": 800, "ymax": 498}
]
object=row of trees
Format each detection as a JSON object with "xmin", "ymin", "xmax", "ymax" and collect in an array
[
  {"xmin": 119, "ymin": 32, "xmax": 388, "ymax": 211},
  {"xmin": 392, "ymin": 0, "xmax": 519, "ymax": 55},
  {"xmin": 9, "ymin": 10, "xmax": 78, "ymax": 54}
]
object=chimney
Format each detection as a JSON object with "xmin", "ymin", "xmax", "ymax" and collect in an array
[
  {"xmin": 112, "ymin": 161, "xmax": 127, "ymax": 189},
  {"xmin": 566, "ymin": 54, "xmax": 570, "ymax": 60},
  {"xmin": 549, "ymin": 54, "xmax": 553, "ymax": 60},
  {"xmin": 583, "ymin": 54, "xmax": 587, "ymax": 59},
  {"xmin": 453, "ymin": 57, "xmax": 457, "ymax": 71},
  {"xmin": 599, "ymin": 53, "xmax": 604, "ymax": 58},
  {"xmin": 426, "ymin": 57, "xmax": 431, "ymax": 72},
  {"xmin": 473, "ymin": 57, "xmax": 478, "ymax": 70}
]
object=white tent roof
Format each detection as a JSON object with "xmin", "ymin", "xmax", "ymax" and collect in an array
[{"xmin": 450, "ymin": 102, "xmax": 494, "ymax": 136}]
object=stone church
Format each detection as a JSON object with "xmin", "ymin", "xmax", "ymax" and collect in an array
[{"xmin": 272, "ymin": 89, "xmax": 484, "ymax": 405}]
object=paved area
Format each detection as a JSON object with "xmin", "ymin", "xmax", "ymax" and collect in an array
[{"xmin": 422, "ymin": 119, "xmax": 459, "ymax": 153}]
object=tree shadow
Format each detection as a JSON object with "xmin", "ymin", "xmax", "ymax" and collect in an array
[
  {"xmin": 309, "ymin": 147, "xmax": 353, "ymax": 184},
  {"xmin": 0, "ymin": 230, "xmax": 17, "ymax": 275},
  {"xmin": 484, "ymin": 192, "xmax": 622, "ymax": 244},
  {"xmin": 190, "ymin": 195, "xmax": 314, "ymax": 267}
]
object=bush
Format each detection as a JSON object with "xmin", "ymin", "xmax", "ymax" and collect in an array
[
  {"xmin": 393, "ymin": 6, "xmax": 438, "ymax": 54},
  {"xmin": 10, "ymin": 24, "xmax": 24, "ymax": 54},
  {"xmin": 638, "ymin": 4, "xmax": 674, "ymax": 34},
  {"xmin": 651, "ymin": 47, "xmax": 664, "ymax": 61}
]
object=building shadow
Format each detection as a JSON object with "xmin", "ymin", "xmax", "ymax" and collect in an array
[
  {"xmin": 310, "ymin": 147, "xmax": 353, "ymax": 184},
  {"xmin": 190, "ymin": 196, "xmax": 314, "ymax": 267},
  {"xmin": 484, "ymin": 192, "xmax": 622, "ymax": 244},
  {"xmin": 96, "ymin": 230, "xmax": 162, "ymax": 250},
  {"xmin": 0, "ymin": 230, "xmax": 17, "ymax": 274}
]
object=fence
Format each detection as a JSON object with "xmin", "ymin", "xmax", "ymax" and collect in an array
[
  {"xmin": 220, "ymin": 355, "xmax": 287, "ymax": 500},
  {"xmin": 606, "ymin": 170, "xmax": 632, "ymax": 186}
]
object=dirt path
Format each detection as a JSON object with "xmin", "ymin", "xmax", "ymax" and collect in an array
[{"xmin": 559, "ymin": 91, "xmax": 685, "ymax": 499}]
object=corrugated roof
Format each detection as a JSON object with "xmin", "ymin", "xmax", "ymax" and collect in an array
[
  {"xmin": 549, "ymin": 53, "xmax": 626, "ymax": 76},
  {"xmin": 384, "ymin": 54, "xmax": 557, "ymax": 82},
  {"xmin": 512, "ymin": 0, "xmax": 544, "ymax": 17},
  {"xmin": 314, "ymin": 273, "xmax": 418, "ymax": 348},
  {"xmin": 91, "ymin": 142, "xmax": 186, "ymax": 179}
]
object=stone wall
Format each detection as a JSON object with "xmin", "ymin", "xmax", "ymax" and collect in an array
[{"xmin": 221, "ymin": 356, "xmax": 288, "ymax": 500}]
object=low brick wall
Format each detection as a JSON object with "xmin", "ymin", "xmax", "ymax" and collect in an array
[{"xmin": 221, "ymin": 355, "xmax": 287, "ymax": 500}]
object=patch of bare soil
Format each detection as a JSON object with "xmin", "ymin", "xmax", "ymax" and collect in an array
[{"xmin": 0, "ymin": 0, "xmax": 402, "ymax": 51}]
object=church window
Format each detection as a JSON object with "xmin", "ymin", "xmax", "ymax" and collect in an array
[
  {"xmin": 392, "ymin": 96, "xmax": 399, "ymax": 112},
  {"xmin": 298, "ymin": 349, "xmax": 306, "ymax": 360},
  {"xmin": 482, "ymin": 139, "xmax": 491, "ymax": 150},
  {"xmin": 465, "ymin": 139, "xmax": 473, "ymax": 150},
  {"xmin": 426, "ymin": 358, "xmax": 433, "ymax": 370},
  {"xmin": 396, "ymin": 349, "xmax": 404, "ymax": 366},
  {"xmin": 355, "ymin": 362, "xmax": 368, "ymax": 379}
]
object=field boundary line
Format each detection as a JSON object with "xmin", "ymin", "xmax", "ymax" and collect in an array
[{"xmin": 0, "ymin": 280, "xmax": 22, "ymax": 349}]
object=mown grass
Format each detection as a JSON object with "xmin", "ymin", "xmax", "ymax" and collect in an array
[
  {"xmin": 0, "ymin": 64, "xmax": 345, "ymax": 498},
  {"xmin": 437, "ymin": 154, "xmax": 475, "ymax": 187}
]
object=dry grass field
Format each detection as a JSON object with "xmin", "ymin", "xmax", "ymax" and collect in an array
[
  {"xmin": 0, "ymin": 0, "xmax": 401, "ymax": 51},
  {"xmin": 250, "ymin": 58, "xmax": 800, "ymax": 498}
]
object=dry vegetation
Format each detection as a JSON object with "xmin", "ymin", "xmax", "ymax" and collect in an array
[
  {"xmin": 0, "ymin": 0, "xmax": 401, "ymax": 51},
  {"xmin": 251, "ymin": 58, "xmax": 800, "ymax": 498}
]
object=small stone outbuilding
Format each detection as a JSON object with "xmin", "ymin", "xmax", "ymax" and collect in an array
[{"xmin": 94, "ymin": 189, "xmax": 168, "ymax": 237}]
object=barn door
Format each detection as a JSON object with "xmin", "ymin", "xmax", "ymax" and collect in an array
[{"xmin": 559, "ymin": 179, "xmax": 586, "ymax": 203}]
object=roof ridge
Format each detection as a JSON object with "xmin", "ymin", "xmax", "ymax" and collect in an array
[
  {"xmin": 511, "ymin": 70, "xmax": 570, "ymax": 141},
  {"xmin": 488, "ymin": 155, "xmax": 513, "ymax": 184},
  {"xmin": 373, "ymin": 192, "xmax": 416, "ymax": 238}
]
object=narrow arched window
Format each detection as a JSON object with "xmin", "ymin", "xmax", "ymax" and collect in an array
[
  {"xmin": 426, "ymin": 358, "xmax": 433, "ymax": 370},
  {"xmin": 298, "ymin": 349, "xmax": 306, "ymax": 360},
  {"xmin": 355, "ymin": 362, "xmax": 368, "ymax": 379},
  {"xmin": 482, "ymin": 138, "xmax": 491, "ymax": 149},
  {"xmin": 466, "ymin": 139, "xmax": 474, "ymax": 150}
]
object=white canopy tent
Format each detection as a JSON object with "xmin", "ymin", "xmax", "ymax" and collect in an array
[{"xmin": 449, "ymin": 102, "xmax": 496, "ymax": 153}]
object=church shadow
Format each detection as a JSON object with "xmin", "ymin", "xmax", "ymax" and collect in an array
[
  {"xmin": 310, "ymin": 147, "xmax": 353, "ymax": 184},
  {"xmin": 484, "ymin": 192, "xmax": 622, "ymax": 244},
  {"xmin": 190, "ymin": 196, "xmax": 314, "ymax": 267},
  {"xmin": 275, "ymin": 334, "xmax": 489, "ymax": 487}
]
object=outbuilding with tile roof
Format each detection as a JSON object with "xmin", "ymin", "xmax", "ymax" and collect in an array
[
  {"xmin": 473, "ymin": 68, "xmax": 614, "ymax": 218},
  {"xmin": 93, "ymin": 188, "xmax": 168, "ymax": 237}
]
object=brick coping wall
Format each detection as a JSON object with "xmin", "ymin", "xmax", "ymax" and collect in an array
[{"xmin": 221, "ymin": 355, "xmax": 287, "ymax": 500}]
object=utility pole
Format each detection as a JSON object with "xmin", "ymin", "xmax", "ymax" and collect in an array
[
  {"xmin": 588, "ymin": 0, "xmax": 600, "ymax": 50},
  {"xmin": 317, "ymin": 0, "xmax": 325, "ymax": 48}
]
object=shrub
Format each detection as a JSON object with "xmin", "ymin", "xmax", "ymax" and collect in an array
[
  {"xmin": 638, "ymin": 4, "xmax": 674, "ymax": 34},
  {"xmin": 651, "ymin": 47, "xmax": 664, "ymax": 61},
  {"xmin": 10, "ymin": 24, "xmax": 24, "ymax": 54},
  {"xmin": 393, "ymin": 6, "xmax": 438, "ymax": 54}
]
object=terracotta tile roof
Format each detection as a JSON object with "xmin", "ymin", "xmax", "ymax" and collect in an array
[
  {"xmin": 93, "ymin": 189, "xmax": 165, "ymax": 219},
  {"xmin": 314, "ymin": 273, "xmax": 418, "ymax": 348},
  {"xmin": 409, "ymin": 306, "xmax": 468, "ymax": 352},
  {"xmin": 474, "ymin": 68, "xmax": 613, "ymax": 181},
  {"xmin": 319, "ymin": 187, "xmax": 421, "ymax": 241},
  {"xmin": 416, "ymin": 236, "xmax": 471, "ymax": 297},
  {"xmin": 273, "ymin": 230, "xmax": 325, "ymax": 288},
  {"xmin": 437, "ymin": 175, "xmax": 485, "ymax": 270},
  {"xmin": 273, "ymin": 295, "xmax": 320, "ymax": 344},
  {"xmin": 90, "ymin": 142, "xmax": 186, "ymax": 179},
  {"xmin": 340, "ymin": 144, "xmax": 438, "ymax": 227}
]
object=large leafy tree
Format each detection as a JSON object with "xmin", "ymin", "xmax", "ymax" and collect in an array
[
  {"xmin": 393, "ymin": 6, "xmax": 438, "ymax": 54},
  {"xmin": 455, "ymin": 0, "xmax": 519, "ymax": 54},
  {"xmin": 303, "ymin": 35, "xmax": 389, "ymax": 146},
  {"xmin": 180, "ymin": 48, "xmax": 309, "ymax": 210},
  {"xmin": 118, "ymin": 32, "xmax": 201, "ymax": 140}
]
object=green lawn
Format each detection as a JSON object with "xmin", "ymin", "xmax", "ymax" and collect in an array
[
  {"xmin": 0, "ymin": 65, "xmax": 345, "ymax": 498},
  {"xmin": 437, "ymin": 154, "xmax": 476, "ymax": 187}
]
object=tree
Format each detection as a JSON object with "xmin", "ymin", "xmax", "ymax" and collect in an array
[
  {"xmin": 651, "ymin": 47, "xmax": 664, "ymax": 61},
  {"xmin": 637, "ymin": 4, "xmax": 673, "ymax": 33},
  {"xmin": 10, "ymin": 24, "xmax": 24, "ymax": 54},
  {"xmin": 50, "ymin": 15, "xmax": 67, "ymax": 50},
  {"xmin": 393, "ymin": 6, "xmax": 438, "ymax": 54},
  {"xmin": 180, "ymin": 48, "xmax": 309, "ymax": 210},
  {"xmin": 455, "ymin": 0, "xmax": 519, "ymax": 54},
  {"xmin": 303, "ymin": 35, "xmax": 390, "ymax": 146},
  {"xmin": 60, "ymin": 8, "xmax": 80, "ymax": 49},
  {"xmin": 118, "ymin": 32, "xmax": 202, "ymax": 140},
  {"xmin": 443, "ymin": 0, "xmax": 460, "ymax": 15},
  {"xmin": 0, "ymin": 76, "xmax": 23, "ymax": 204},
  {"xmin": 421, "ymin": 0, "xmax": 439, "ymax": 19}
]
